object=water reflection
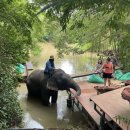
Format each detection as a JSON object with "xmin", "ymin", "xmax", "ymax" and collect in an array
[
  {"xmin": 24, "ymin": 113, "xmax": 44, "ymax": 128},
  {"xmin": 18, "ymin": 86, "xmax": 87, "ymax": 129},
  {"xmin": 59, "ymin": 60, "xmax": 74, "ymax": 74}
]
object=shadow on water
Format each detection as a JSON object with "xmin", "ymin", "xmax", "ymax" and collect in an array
[{"xmin": 17, "ymin": 43, "xmax": 97, "ymax": 129}]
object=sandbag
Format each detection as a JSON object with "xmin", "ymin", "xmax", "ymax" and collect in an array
[
  {"xmin": 18, "ymin": 63, "xmax": 25, "ymax": 69},
  {"xmin": 16, "ymin": 64, "xmax": 25, "ymax": 74},
  {"xmin": 88, "ymin": 74, "xmax": 104, "ymax": 83},
  {"xmin": 119, "ymin": 72, "xmax": 130, "ymax": 81},
  {"xmin": 114, "ymin": 70, "xmax": 123, "ymax": 80}
]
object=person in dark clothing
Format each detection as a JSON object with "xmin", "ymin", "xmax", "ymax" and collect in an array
[{"xmin": 44, "ymin": 55, "xmax": 55, "ymax": 77}]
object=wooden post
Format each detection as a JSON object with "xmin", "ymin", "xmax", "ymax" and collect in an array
[{"xmin": 99, "ymin": 112, "xmax": 105, "ymax": 130}]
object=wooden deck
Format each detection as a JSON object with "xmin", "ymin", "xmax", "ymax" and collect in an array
[
  {"xmin": 69, "ymin": 81, "xmax": 127, "ymax": 130},
  {"xmin": 90, "ymin": 86, "xmax": 130, "ymax": 130},
  {"xmin": 70, "ymin": 81, "xmax": 103, "ymax": 129}
]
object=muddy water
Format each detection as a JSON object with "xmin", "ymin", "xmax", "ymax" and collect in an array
[{"xmin": 17, "ymin": 43, "xmax": 97, "ymax": 129}]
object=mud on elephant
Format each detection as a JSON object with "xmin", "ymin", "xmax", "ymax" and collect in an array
[{"xmin": 26, "ymin": 69, "xmax": 81, "ymax": 105}]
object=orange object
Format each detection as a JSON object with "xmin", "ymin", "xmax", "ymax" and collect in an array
[{"xmin": 103, "ymin": 62, "xmax": 113, "ymax": 73}]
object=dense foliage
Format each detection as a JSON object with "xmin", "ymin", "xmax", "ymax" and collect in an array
[
  {"xmin": 0, "ymin": 0, "xmax": 36, "ymax": 129},
  {"xmin": 36, "ymin": 0, "xmax": 130, "ymax": 70}
]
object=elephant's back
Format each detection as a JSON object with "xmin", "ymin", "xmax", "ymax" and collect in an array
[
  {"xmin": 28, "ymin": 70, "xmax": 44, "ymax": 82},
  {"xmin": 26, "ymin": 69, "xmax": 44, "ymax": 87},
  {"xmin": 26, "ymin": 70, "xmax": 45, "ymax": 96}
]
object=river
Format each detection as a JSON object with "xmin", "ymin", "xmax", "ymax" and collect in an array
[{"xmin": 17, "ymin": 43, "xmax": 97, "ymax": 130}]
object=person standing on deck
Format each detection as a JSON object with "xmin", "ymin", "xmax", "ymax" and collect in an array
[
  {"xmin": 97, "ymin": 57, "xmax": 113, "ymax": 87},
  {"xmin": 44, "ymin": 55, "xmax": 55, "ymax": 77}
]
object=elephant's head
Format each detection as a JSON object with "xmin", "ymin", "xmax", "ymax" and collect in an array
[{"xmin": 47, "ymin": 69, "xmax": 81, "ymax": 97}]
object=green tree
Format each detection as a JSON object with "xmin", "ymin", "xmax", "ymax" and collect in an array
[
  {"xmin": 0, "ymin": 0, "xmax": 36, "ymax": 129},
  {"xmin": 36, "ymin": 0, "xmax": 130, "ymax": 70}
]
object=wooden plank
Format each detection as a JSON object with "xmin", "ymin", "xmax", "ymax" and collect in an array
[
  {"xmin": 75, "ymin": 93, "xmax": 100, "ymax": 125},
  {"xmin": 90, "ymin": 86, "xmax": 130, "ymax": 130},
  {"xmin": 26, "ymin": 61, "xmax": 33, "ymax": 70},
  {"xmin": 71, "ymin": 67, "xmax": 121, "ymax": 79},
  {"xmin": 71, "ymin": 72, "xmax": 97, "ymax": 78},
  {"xmin": 94, "ymin": 84, "xmax": 124, "ymax": 95},
  {"xmin": 70, "ymin": 81, "xmax": 104, "ymax": 125}
]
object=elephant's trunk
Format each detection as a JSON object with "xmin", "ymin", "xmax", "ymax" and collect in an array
[{"xmin": 70, "ymin": 82, "xmax": 81, "ymax": 97}]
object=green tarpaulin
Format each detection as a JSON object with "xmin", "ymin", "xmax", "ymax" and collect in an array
[
  {"xmin": 114, "ymin": 70, "xmax": 123, "ymax": 80},
  {"xmin": 114, "ymin": 70, "xmax": 130, "ymax": 81},
  {"xmin": 88, "ymin": 74, "xmax": 104, "ymax": 83},
  {"xmin": 119, "ymin": 72, "xmax": 130, "ymax": 81},
  {"xmin": 16, "ymin": 63, "xmax": 25, "ymax": 74}
]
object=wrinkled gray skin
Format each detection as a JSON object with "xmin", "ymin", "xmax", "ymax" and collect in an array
[{"xmin": 26, "ymin": 69, "xmax": 81, "ymax": 105}]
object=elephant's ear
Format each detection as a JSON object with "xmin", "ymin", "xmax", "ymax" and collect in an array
[{"xmin": 47, "ymin": 76, "xmax": 58, "ymax": 91}]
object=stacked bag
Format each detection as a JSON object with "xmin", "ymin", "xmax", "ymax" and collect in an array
[
  {"xmin": 87, "ymin": 74, "xmax": 104, "ymax": 84},
  {"xmin": 15, "ymin": 63, "xmax": 25, "ymax": 74},
  {"xmin": 87, "ymin": 70, "xmax": 130, "ymax": 84},
  {"xmin": 114, "ymin": 70, "xmax": 130, "ymax": 81}
]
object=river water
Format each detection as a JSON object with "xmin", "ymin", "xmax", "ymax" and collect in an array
[{"xmin": 17, "ymin": 43, "xmax": 97, "ymax": 130}]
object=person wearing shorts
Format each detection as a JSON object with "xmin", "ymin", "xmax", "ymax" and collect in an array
[{"xmin": 98, "ymin": 57, "xmax": 113, "ymax": 87}]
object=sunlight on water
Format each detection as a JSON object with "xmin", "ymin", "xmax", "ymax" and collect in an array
[
  {"xmin": 59, "ymin": 60, "xmax": 74, "ymax": 74},
  {"xmin": 24, "ymin": 113, "xmax": 44, "ymax": 129}
]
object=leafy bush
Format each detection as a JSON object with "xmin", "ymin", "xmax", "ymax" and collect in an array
[
  {"xmin": 0, "ymin": 0, "xmax": 36, "ymax": 129},
  {"xmin": 0, "ymin": 65, "xmax": 23, "ymax": 129}
]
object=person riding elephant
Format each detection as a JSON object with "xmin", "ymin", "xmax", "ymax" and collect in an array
[
  {"xmin": 26, "ymin": 69, "xmax": 81, "ymax": 106},
  {"xmin": 44, "ymin": 55, "xmax": 55, "ymax": 77}
]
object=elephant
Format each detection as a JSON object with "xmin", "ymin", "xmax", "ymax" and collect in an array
[{"xmin": 26, "ymin": 69, "xmax": 81, "ymax": 105}]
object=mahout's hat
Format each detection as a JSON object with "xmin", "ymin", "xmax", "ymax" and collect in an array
[{"xmin": 50, "ymin": 55, "xmax": 54, "ymax": 59}]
